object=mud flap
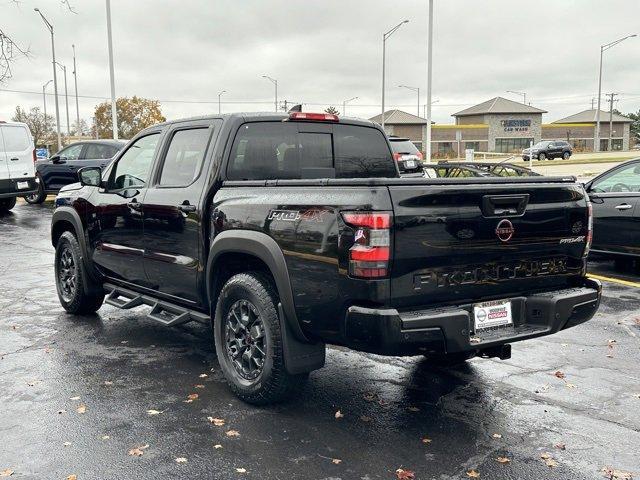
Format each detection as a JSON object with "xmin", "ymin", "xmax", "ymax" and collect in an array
[{"xmin": 278, "ymin": 303, "xmax": 325, "ymax": 375}]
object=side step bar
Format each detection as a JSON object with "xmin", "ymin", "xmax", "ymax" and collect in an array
[{"xmin": 104, "ymin": 282, "xmax": 210, "ymax": 326}]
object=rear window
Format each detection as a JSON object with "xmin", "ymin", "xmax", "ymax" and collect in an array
[
  {"xmin": 389, "ymin": 139, "xmax": 420, "ymax": 155},
  {"xmin": 1, "ymin": 126, "xmax": 31, "ymax": 151},
  {"xmin": 227, "ymin": 122, "xmax": 396, "ymax": 180}
]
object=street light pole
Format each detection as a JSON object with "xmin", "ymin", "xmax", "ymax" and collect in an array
[
  {"xmin": 72, "ymin": 44, "xmax": 80, "ymax": 134},
  {"xmin": 42, "ymin": 79, "xmax": 52, "ymax": 119},
  {"xmin": 399, "ymin": 85, "xmax": 420, "ymax": 116},
  {"xmin": 105, "ymin": 0, "xmax": 118, "ymax": 140},
  {"xmin": 381, "ymin": 20, "xmax": 409, "ymax": 131},
  {"xmin": 506, "ymin": 90, "xmax": 527, "ymax": 105},
  {"xmin": 342, "ymin": 96, "xmax": 358, "ymax": 116},
  {"xmin": 262, "ymin": 75, "xmax": 278, "ymax": 112},
  {"xmin": 218, "ymin": 90, "xmax": 226, "ymax": 114},
  {"xmin": 595, "ymin": 34, "xmax": 636, "ymax": 151},
  {"xmin": 425, "ymin": 0, "xmax": 434, "ymax": 161},
  {"xmin": 34, "ymin": 8, "xmax": 62, "ymax": 151},
  {"xmin": 55, "ymin": 62, "xmax": 70, "ymax": 135}
]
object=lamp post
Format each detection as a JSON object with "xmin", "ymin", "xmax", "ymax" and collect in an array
[
  {"xmin": 34, "ymin": 8, "xmax": 61, "ymax": 151},
  {"xmin": 595, "ymin": 34, "xmax": 636, "ymax": 151},
  {"xmin": 42, "ymin": 79, "xmax": 52, "ymax": 119},
  {"xmin": 262, "ymin": 75, "xmax": 278, "ymax": 112},
  {"xmin": 72, "ymin": 44, "xmax": 80, "ymax": 134},
  {"xmin": 55, "ymin": 61, "xmax": 70, "ymax": 135},
  {"xmin": 506, "ymin": 90, "xmax": 527, "ymax": 105},
  {"xmin": 105, "ymin": 0, "xmax": 118, "ymax": 139},
  {"xmin": 399, "ymin": 85, "xmax": 420, "ymax": 116},
  {"xmin": 381, "ymin": 20, "xmax": 409, "ymax": 130},
  {"xmin": 342, "ymin": 96, "xmax": 358, "ymax": 116},
  {"xmin": 422, "ymin": 99, "xmax": 439, "ymax": 119},
  {"xmin": 218, "ymin": 90, "xmax": 226, "ymax": 114},
  {"xmin": 425, "ymin": 0, "xmax": 434, "ymax": 161}
]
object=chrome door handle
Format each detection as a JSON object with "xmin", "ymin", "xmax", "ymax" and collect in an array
[
  {"xmin": 177, "ymin": 203, "xmax": 196, "ymax": 213},
  {"xmin": 615, "ymin": 203, "xmax": 633, "ymax": 211},
  {"xmin": 10, "ymin": 157, "xmax": 19, "ymax": 161}
]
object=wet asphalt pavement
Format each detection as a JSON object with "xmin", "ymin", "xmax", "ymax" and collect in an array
[{"xmin": 1, "ymin": 201, "xmax": 639, "ymax": 480}]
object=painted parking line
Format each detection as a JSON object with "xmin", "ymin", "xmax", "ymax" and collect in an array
[{"xmin": 588, "ymin": 273, "xmax": 640, "ymax": 289}]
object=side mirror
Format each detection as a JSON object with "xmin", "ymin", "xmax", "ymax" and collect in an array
[
  {"xmin": 51, "ymin": 155, "xmax": 67, "ymax": 164},
  {"xmin": 78, "ymin": 166, "xmax": 102, "ymax": 187}
]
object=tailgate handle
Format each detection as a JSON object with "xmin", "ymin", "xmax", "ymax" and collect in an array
[{"xmin": 482, "ymin": 194, "xmax": 530, "ymax": 217}]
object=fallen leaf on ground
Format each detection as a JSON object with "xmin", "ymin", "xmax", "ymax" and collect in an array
[
  {"xmin": 332, "ymin": 458, "xmax": 341, "ymax": 464},
  {"xmin": 194, "ymin": 384, "xmax": 205, "ymax": 389},
  {"xmin": 466, "ymin": 469, "xmax": 480, "ymax": 478},
  {"xmin": 565, "ymin": 383, "xmax": 577, "ymax": 389},
  {"xmin": 213, "ymin": 444, "xmax": 223, "ymax": 449},
  {"xmin": 184, "ymin": 393, "xmax": 199, "ymax": 403},
  {"xmin": 553, "ymin": 371, "xmax": 565, "ymax": 379},
  {"xmin": 128, "ymin": 444, "xmax": 149, "ymax": 457},
  {"xmin": 540, "ymin": 453, "xmax": 558, "ymax": 468},
  {"xmin": 334, "ymin": 410, "xmax": 344, "ymax": 419},
  {"xmin": 63, "ymin": 442, "xmax": 72, "ymax": 447},
  {"xmin": 207, "ymin": 417, "xmax": 225, "ymax": 426},
  {"xmin": 101, "ymin": 435, "xmax": 110, "ymax": 440},
  {"xmin": 199, "ymin": 373, "xmax": 208, "ymax": 378},
  {"xmin": 104, "ymin": 381, "xmax": 113, "ymax": 386},
  {"xmin": 235, "ymin": 468, "xmax": 247, "ymax": 473},
  {"xmin": 560, "ymin": 343, "xmax": 568, "ymax": 347},
  {"xmin": 554, "ymin": 442, "xmax": 566, "ymax": 450},
  {"xmin": 602, "ymin": 467, "xmax": 633, "ymax": 479},
  {"xmin": 76, "ymin": 404, "xmax": 86, "ymax": 414},
  {"xmin": 120, "ymin": 341, "xmax": 128, "ymax": 344},
  {"xmin": 175, "ymin": 457, "xmax": 187, "ymax": 463},
  {"xmin": 0, "ymin": 469, "xmax": 14, "ymax": 477},
  {"xmin": 69, "ymin": 396, "xmax": 80, "ymax": 401},
  {"xmin": 421, "ymin": 437, "xmax": 432, "ymax": 444},
  {"xmin": 226, "ymin": 430, "xmax": 240, "ymax": 437},
  {"xmin": 496, "ymin": 456, "xmax": 510, "ymax": 464},
  {"xmin": 363, "ymin": 392, "xmax": 378, "ymax": 401},
  {"xmin": 492, "ymin": 433, "xmax": 503, "ymax": 439},
  {"xmin": 395, "ymin": 468, "xmax": 415, "ymax": 480},
  {"xmin": 146, "ymin": 409, "xmax": 162, "ymax": 416},
  {"xmin": 66, "ymin": 475, "xmax": 76, "ymax": 480},
  {"xmin": 407, "ymin": 406, "xmax": 420, "ymax": 412},
  {"xmin": 360, "ymin": 415, "xmax": 372, "ymax": 422}
]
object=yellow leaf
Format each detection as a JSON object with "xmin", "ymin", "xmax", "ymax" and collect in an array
[
  {"xmin": 0, "ymin": 469, "xmax": 14, "ymax": 477},
  {"xmin": 175, "ymin": 458, "xmax": 187, "ymax": 463},
  {"xmin": 491, "ymin": 433, "xmax": 502, "ymax": 439},
  {"xmin": 236, "ymin": 468, "xmax": 247, "ymax": 473},
  {"xmin": 69, "ymin": 396, "xmax": 80, "ymax": 401},
  {"xmin": 194, "ymin": 384, "xmax": 205, "ymax": 389},
  {"xmin": 128, "ymin": 444, "xmax": 149, "ymax": 457},
  {"xmin": 334, "ymin": 410, "xmax": 344, "ymax": 419},
  {"xmin": 76, "ymin": 404, "xmax": 86, "ymax": 414},
  {"xmin": 184, "ymin": 393, "xmax": 199, "ymax": 403},
  {"xmin": 199, "ymin": 374, "xmax": 208, "ymax": 378},
  {"xmin": 213, "ymin": 444, "xmax": 223, "ymax": 449},
  {"xmin": 66, "ymin": 475, "xmax": 77, "ymax": 480},
  {"xmin": 496, "ymin": 457, "xmax": 510, "ymax": 464},
  {"xmin": 101, "ymin": 435, "xmax": 110, "ymax": 440},
  {"xmin": 104, "ymin": 381, "xmax": 113, "ymax": 386},
  {"xmin": 421, "ymin": 437, "xmax": 432, "ymax": 444},
  {"xmin": 226, "ymin": 430, "xmax": 240, "ymax": 437},
  {"xmin": 207, "ymin": 417, "xmax": 225, "ymax": 426},
  {"xmin": 146, "ymin": 409, "xmax": 162, "ymax": 416},
  {"xmin": 466, "ymin": 469, "xmax": 480, "ymax": 478},
  {"xmin": 332, "ymin": 458, "xmax": 342, "ymax": 464}
]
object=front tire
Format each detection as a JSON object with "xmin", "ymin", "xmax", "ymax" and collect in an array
[
  {"xmin": 55, "ymin": 231, "xmax": 104, "ymax": 314},
  {"xmin": 0, "ymin": 197, "xmax": 17, "ymax": 212},
  {"xmin": 214, "ymin": 271, "xmax": 307, "ymax": 405},
  {"xmin": 24, "ymin": 179, "xmax": 45, "ymax": 204},
  {"xmin": 563, "ymin": 151, "xmax": 571, "ymax": 160},
  {"xmin": 538, "ymin": 152, "xmax": 547, "ymax": 161}
]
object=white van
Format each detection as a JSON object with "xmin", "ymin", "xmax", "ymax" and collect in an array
[{"xmin": 0, "ymin": 121, "xmax": 38, "ymax": 212}]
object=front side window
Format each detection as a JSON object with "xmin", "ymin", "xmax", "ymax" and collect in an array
[
  {"xmin": 110, "ymin": 133, "xmax": 159, "ymax": 189},
  {"xmin": 591, "ymin": 163, "xmax": 640, "ymax": 193},
  {"xmin": 57, "ymin": 143, "xmax": 83, "ymax": 161},
  {"xmin": 159, "ymin": 128, "xmax": 210, "ymax": 186},
  {"xmin": 84, "ymin": 143, "xmax": 118, "ymax": 160},
  {"xmin": 1, "ymin": 126, "xmax": 31, "ymax": 151}
]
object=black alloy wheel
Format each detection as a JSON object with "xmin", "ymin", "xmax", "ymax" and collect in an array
[
  {"xmin": 224, "ymin": 299, "xmax": 266, "ymax": 380},
  {"xmin": 57, "ymin": 245, "xmax": 78, "ymax": 303}
]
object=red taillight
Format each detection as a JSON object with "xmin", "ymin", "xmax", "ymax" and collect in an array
[
  {"xmin": 342, "ymin": 211, "xmax": 392, "ymax": 279},
  {"xmin": 393, "ymin": 153, "xmax": 402, "ymax": 162},
  {"xmin": 416, "ymin": 152, "xmax": 424, "ymax": 160},
  {"xmin": 288, "ymin": 112, "xmax": 339, "ymax": 122},
  {"xmin": 32, "ymin": 149, "xmax": 37, "ymax": 164},
  {"xmin": 584, "ymin": 202, "xmax": 593, "ymax": 257}
]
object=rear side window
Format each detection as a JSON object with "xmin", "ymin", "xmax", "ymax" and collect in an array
[
  {"xmin": 227, "ymin": 122, "xmax": 396, "ymax": 180},
  {"xmin": 84, "ymin": 143, "xmax": 120, "ymax": 159},
  {"xmin": 158, "ymin": 128, "xmax": 210, "ymax": 186},
  {"xmin": 1, "ymin": 126, "xmax": 31, "ymax": 151}
]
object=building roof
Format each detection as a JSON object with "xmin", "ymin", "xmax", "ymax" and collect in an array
[
  {"xmin": 453, "ymin": 96, "xmax": 547, "ymax": 117},
  {"xmin": 553, "ymin": 109, "xmax": 632, "ymax": 124},
  {"xmin": 369, "ymin": 109, "xmax": 429, "ymax": 125}
]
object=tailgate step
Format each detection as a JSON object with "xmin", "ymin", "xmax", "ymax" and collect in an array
[{"xmin": 104, "ymin": 283, "xmax": 209, "ymax": 326}]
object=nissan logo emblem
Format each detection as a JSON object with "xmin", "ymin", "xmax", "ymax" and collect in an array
[{"xmin": 495, "ymin": 219, "xmax": 515, "ymax": 242}]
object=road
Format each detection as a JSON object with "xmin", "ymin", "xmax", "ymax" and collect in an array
[{"xmin": 1, "ymin": 201, "xmax": 639, "ymax": 480}]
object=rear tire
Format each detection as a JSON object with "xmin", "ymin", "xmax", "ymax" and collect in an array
[
  {"xmin": 214, "ymin": 271, "xmax": 307, "ymax": 405},
  {"xmin": 55, "ymin": 231, "xmax": 105, "ymax": 314},
  {"xmin": 24, "ymin": 179, "xmax": 46, "ymax": 204},
  {"xmin": 424, "ymin": 352, "xmax": 476, "ymax": 367},
  {"xmin": 0, "ymin": 197, "xmax": 17, "ymax": 212},
  {"xmin": 538, "ymin": 153, "xmax": 547, "ymax": 161}
]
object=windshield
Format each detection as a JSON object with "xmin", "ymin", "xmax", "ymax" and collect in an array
[
  {"xmin": 532, "ymin": 141, "xmax": 549, "ymax": 149},
  {"xmin": 389, "ymin": 139, "xmax": 420, "ymax": 155}
]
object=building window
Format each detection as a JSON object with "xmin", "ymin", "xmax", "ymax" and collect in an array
[
  {"xmin": 494, "ymin": 138, "xmax": 534, "ymax": 153},
  {"xmin": 611, "ymin": 139, "xmax": 623, "ymax": 151},
  {"xmin": 436, "ymin": 142, "xmax": 455, "ymax": 158},
  {"xmin": 465, "ymin": 141, "xmax": 481, "ymax": 151},
  {"xmin": 600, "ymin": 139, "xmax": 609, "ymax": 152},
  {"xmin": 571, "ymin": 139, "xmax": 588, "ymax": 151},
  {"xmin": 412, "ymin": 141, "xmax": 423, "ymax": 152}
]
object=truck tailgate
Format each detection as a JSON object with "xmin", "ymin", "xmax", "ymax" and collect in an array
[{"xmin": 388, "ymin": 179, "xmax": 589, "ymax": 309}]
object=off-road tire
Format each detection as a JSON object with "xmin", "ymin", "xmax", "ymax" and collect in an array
[
  {"xmin": 24, "ymin": 179, "xmax": 46, "ymax": 204},
  {"xmin": 214, "ymin": 271, "xmax": 307, "ymax": 405},
  {"xmin": 538, "ymin": 152, "xmax": 547, "ymax": 161},
  {"xmin": 55, "ymin": 231, "xmax": 104, "ymax": 314},
  {"xmin": 0, "ymin": 197, "xmax": 17, "ymax": 212},
  {"xmin": 424, "ymin": 352, "xmax": 476, "ymax": 367}
]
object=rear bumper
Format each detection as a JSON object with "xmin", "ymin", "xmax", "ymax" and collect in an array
[
  {"xmin": 0, "ymin": 177, "xmax": 38, "ymax": 198},
  {"xmin": 343, "ymin": 278, "xmax": 602, "ymax": 356}
]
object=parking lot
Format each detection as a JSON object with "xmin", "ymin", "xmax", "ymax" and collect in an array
[{"xmin": 1, "ymin": 201, "xmax": 639, "ymax": 480}]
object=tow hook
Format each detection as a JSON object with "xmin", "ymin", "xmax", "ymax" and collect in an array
[{"xmin": 480, "ymin": 343, "xmax": 511, "ymax": 360}]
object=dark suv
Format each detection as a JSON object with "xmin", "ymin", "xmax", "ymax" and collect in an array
[
  {"xmin": 388, "ymin": 136, "xmax": 423, "ymax": 173},
  {"xmin": 522, "ymin": 140, "xmax": 572, "ymax": 161}
]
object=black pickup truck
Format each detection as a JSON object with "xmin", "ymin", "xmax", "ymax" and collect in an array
[{"xmin": 51, "ymin": 112, "xmax": 601, "ymax": 404}]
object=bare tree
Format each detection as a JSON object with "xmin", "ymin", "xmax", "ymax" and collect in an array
[{"xmin": 12, "ymin": 106, "xmax": 55, "ymax": 147}]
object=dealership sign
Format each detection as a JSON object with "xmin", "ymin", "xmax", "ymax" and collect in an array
[{"xmin": 500, "ymin": 119, "xmax": 531, "ymax": 132}]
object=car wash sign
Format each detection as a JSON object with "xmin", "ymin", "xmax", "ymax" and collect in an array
[{"xmin": 500, "ymin": 119, "xmax": 531, "ymax": 132}]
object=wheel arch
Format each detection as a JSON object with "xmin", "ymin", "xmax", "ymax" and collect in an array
[{"xmin": 51, "ymin": 207, "xmax": 98, "ymax": 285}]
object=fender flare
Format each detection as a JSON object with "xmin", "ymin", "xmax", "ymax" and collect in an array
[{"xmin": 206, "ymin": 230, "xmax": 308, "ymax": 342}]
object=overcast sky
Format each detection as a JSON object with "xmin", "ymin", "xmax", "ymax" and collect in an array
[{"xmin": 1, "ymin": 0, "xmax": 639, "ymax": 128}]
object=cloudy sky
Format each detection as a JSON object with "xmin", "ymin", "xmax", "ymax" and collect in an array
[{"xmin": 1, "ymin": 0, "xmax": 639, "ymax": 129}]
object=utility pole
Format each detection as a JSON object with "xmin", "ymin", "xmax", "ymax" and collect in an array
[
  {"xmin": 425, "ymin": 0, "xmax": 434, "ymax": 161},
  {"xmin": 342, "ymin": 96, "xmax": 358, "ymax": 116},
  {"xmin": 34, "ymin": 8, "xmax": 62, "ymax": 151},
  {"xmin": 507, "ymin": 90, "xmax": 527, "ymax": 105},
  {"xmin": 398, "ymin": 85, "xmax": 420, "ymax": 116},
  {"xmin": 72, "ymin": 44, "xmax": 80, "ymax": 134},
  {"xmin": 55, "ymin": 62, "xmax": 70, "ymax": 135},
  {"xmin": 591, "ymin": 98, "xmax": 596, "ymax": 110},
  {"xmin": 105, "ymin": 0, "xmax": 119, "ymax": 139},
  {"xmin": 262, "ymin": 75, "xmax": 278, "ymax": 112},
  {"xmin": 607, "ymin": 93, "xmax": 618, "ymax": 151},
  {"xmin": 42, "ymin": 79, "xmax": 52, "ymax": 119},
  {"xmin": 381, "ymin": 20, "xmax": 409, "ymax": 130},
  {"xmin": 218, "ymin": 90, "xmax": 226, "ymax": 114}
]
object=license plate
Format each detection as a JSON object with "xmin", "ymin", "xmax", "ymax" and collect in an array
[
  {"xmin": 405, "ymin": 160, "xmax": 417, "ymax": 168},
  {"xmin": 473, "ymin": 299, "xmax": 513, "ymax": 331},
  {"xmin": 17, "ymin": 181, "xmax": 29, "ymax": 190}
]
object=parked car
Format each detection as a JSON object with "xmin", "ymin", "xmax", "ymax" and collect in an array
[
  {"xmin": 584, "ymin": 158, "xmax": 640, "ymax": 262},
  {"xmin": 388, "ymin": 136, "xmax": 423, "ymax": 174},
  {"xmin": 423, "ymin": 162, "xmax": 494, "ymax": 178},
  {"xmin": 25, "ymin": 139, "xmax": 125, "ymax": 204},
  {"xmin": 522, "ymin": 140, "xmax": 572, "ymax": 161},
  {"xmin": 0, "ymin": 121, "xmax": 38, "ymax": 212},
  {"xmin": 443, "ymin": 162, "xmax": 541, "ymax": 177},
  {"xmin": 51, "ymin": 112, "xmax": 601, "ymax": 404}
]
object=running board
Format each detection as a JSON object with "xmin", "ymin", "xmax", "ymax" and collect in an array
[{"xmin": 103, "ymin": 283, "xmax": 210, "ymax": 326}]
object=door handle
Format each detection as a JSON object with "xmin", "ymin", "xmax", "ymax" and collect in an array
[
  {"xmin": 10, "ymin": 157, "xmax": 19, "ymax": 161},
  {"xmin": 128, "ymin": 200, "xmax": 142, "ymax": 211},
  {"xmin": 177, "ymin": 203, "xmax": 196, "ymax": 213},
  {"xmin": 615, "ymin": 203, "xmax": 633, "ymax": 211}
]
